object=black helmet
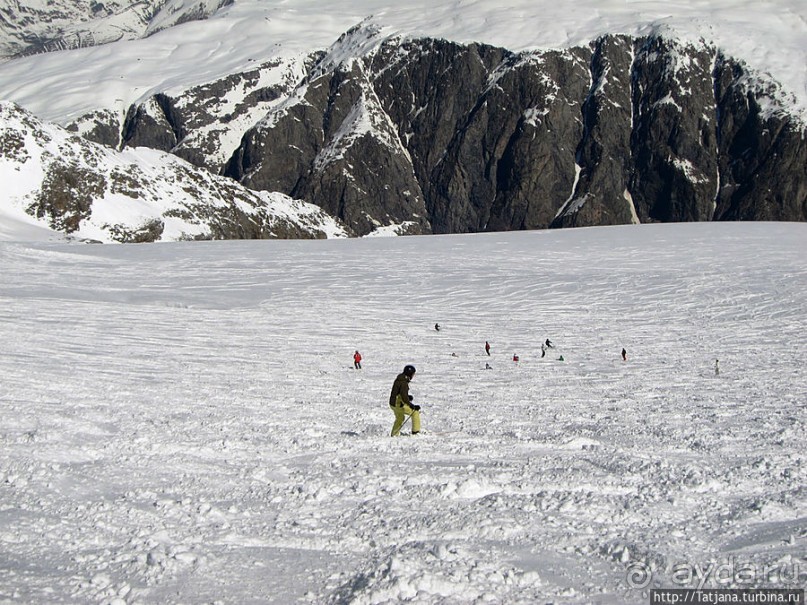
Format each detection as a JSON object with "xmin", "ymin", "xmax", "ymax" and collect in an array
[{"xmin": 403, "ymin": 364, "xmax": 416, "ymax": 377}]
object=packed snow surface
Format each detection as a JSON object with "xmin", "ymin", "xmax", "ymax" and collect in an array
[
  {"xmin": 0, "ymin": 222, "xmax": 805, "ymax": 603},
  {"xmin": 0, "ymin": 0, "xmax": 805, "ymax": 123}
]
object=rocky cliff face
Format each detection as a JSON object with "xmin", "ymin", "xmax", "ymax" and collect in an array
[
  {"xmin": 713, "ymin": 56, "xmax": 807, "ymax": 222},
  {"xmin": 67, "ymin": 27, "xmax": 807, "ymax": 236},
  {"xmin": 224, "ymin": 53, "xmax": 432, "ymax": 236}
]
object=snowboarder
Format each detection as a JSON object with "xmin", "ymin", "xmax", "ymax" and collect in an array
[
  {"xmin": 485, "ymin": 341, "xmax": 490, "ymax": 356},
  {"xmin": 353, "ymin": 350, "xmax": 362, "ymax": 370},
  {"xmin": 389, "ymin": 365, "xmax": 420, "ymax": 436},
  {"xmin": 545, "ymin": 338, "xmax": 554, "ymax": 348},
  {"xmin": 622, "ymin": 348, "xmax": 627, "ymax": 361},
  {"xmin": 434, "ymin": 323, "xmax": 440, "ymax": 331}
]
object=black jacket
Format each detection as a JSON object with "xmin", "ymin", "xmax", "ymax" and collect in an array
[{"xmin": 389, "ymin": 373, "xmax": 411, "ymax": 407}]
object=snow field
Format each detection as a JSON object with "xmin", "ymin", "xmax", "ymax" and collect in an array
[{"xmin": 0, "ymin": 222, "xmax": 805, "ymax": 603}]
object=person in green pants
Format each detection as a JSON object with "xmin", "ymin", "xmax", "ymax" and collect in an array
[{"xmin": 389, "ymin": 365, "xmax": 420, "ymax": 436}]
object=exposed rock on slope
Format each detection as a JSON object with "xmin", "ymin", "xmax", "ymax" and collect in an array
[
  {"xmin": 116, "ymin": 27, "xmax": 805, "ymax": 236},
  {"xmin": 0, "ymin": 101, "xmax": 347, "ymax": 242}
]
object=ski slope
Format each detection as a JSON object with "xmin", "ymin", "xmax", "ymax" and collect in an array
[{"xmin": 0, "ymin": 222, "xmax": 804, "ymax": 603}]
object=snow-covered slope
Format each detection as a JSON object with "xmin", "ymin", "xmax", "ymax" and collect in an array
[
  {"xmin": 0, "ymin": 222, "xmax": 804, "ymax": 602},
  {"xmin": 0, "ymin": 0, "xmax": 805, "ymax": 124},
  {"xmin": 0, "ymin": 0, "xmax": 230, "ymax": 59}
]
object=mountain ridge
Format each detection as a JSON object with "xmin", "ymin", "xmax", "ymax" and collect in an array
[
  {"xmin": 0, "ymin": 0, "xmax": 232, "ymax": 60},
  {"xmin": 0, "ymin": 101, "xmax": 348, "ymax": 242},
  {"xmin": 1, "ymin": 1, "xmax": 805, "ymax": 241}
]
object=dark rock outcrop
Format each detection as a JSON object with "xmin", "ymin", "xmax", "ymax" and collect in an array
[
  {"xmin": 70, "ymin": 28, "xmax": 807, "ymax": 236},
  {"xmin": 552, "ymin": 35, "xmax": 637, "ymax": 228},
  {"xmin": 122, "ymin": 94, "xmax": 179, "ymax": 152},
  {"xmin": 713, "ymin": 55, "xmax": 807, "ymax": 222},
  {"xmin": 628, "ymin": 36, "xmax": 719, "ymax": 224},
  {"xmin": 224, "ymin": 55, "xmax": 431, "ymax": 236}
]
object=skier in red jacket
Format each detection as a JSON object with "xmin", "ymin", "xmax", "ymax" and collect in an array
[{"xmin": 353, "ymin": 350, "xmax": 362, "ymax": 370}]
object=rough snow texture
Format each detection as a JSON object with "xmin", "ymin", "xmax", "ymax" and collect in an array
[{"xmin": 0, "ymin": 223, "xmax": 804, "ymax": 603}]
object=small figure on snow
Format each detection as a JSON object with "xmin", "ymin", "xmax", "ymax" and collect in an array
[
  {"xmin": 715, "ymin": 359, "xmax": 720, "ymax": 376},
  {"xmin": 545, "ymin": 338, "xmax": 554, "ymax": 348},
  {"xmin": 541, "ymin": 343, "xmax": 547, "ymax": 358},
  {"xmin": 353, "ymin": 350, "xmax": 362, "ymax": 370},
  {"xmin": 485, "ymin": 362, "xmax": 492, "ymax": 370},
  {"xmin": 389, "ymin": 365, "xmax": 420, "ymax": 436},
  {"xmin": 513, "ymin": 353, "xmax": 519, "ymax": 362},
  {"xmin": 434, "ymin": 323, "xmax": 441, "ymax": 332},
  {"xmin": 622, "ymin": 348, "xmax": 627, "ymax": 362},
  {"xmin": 558, "ymin": 355, "xmax": 565, "ymax": 362},
  {"xmin": 485, "ymin": 341, "xmax": 491, "ymax": 356}
]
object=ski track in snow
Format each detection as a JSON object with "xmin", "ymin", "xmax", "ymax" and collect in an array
[{"xmin": 0, "ymin": 223, "xmax": 805, "ymax": 603}]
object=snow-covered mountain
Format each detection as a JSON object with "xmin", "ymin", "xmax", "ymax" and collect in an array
[
  {"xmin": 0, "ymin": 0, "xmax": 231, "ymax": 59},
  {"xmin": 1, "ymin": 1, "xmax": 806, "ymax": 241},
  {"xmin": 0, "ymin": 101, "xmax": 347, "ymax": 242}
]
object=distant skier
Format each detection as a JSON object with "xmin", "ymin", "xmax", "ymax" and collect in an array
[
  {"xmin": 715, "ymin": 359, "xmax": 720, "ymax": 376},
  {"xmin": 545, "ymin": 338, "xmax": 554, "ymax": 348},
  {"xmin": 513, "ymin": 354, "xmax": 519, "ymax": 362},
  {"xmin": 485, "ymin": 363, "xmax": 492, "ymax": 370},
  {"xmin": 389, "ymin": 365, "xmax": 420, "ymax": 436},
  {"xmin": 485, "ymin": 341, "xmax": 491, "ymax": 356},
  {"xmin": 622, "ymin": 348, "xmax": 627, "ymax": 361},
  {"xmin": 434, "ymin": 323, "xmax": 440, "ymax": 332},
  {"xmin": 353, "ymin": 350, "xmax": 362, "ymax": 370},
  {"xmin": 541, "ymin": 343, "xmax": 546, "ymax": 358}
]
